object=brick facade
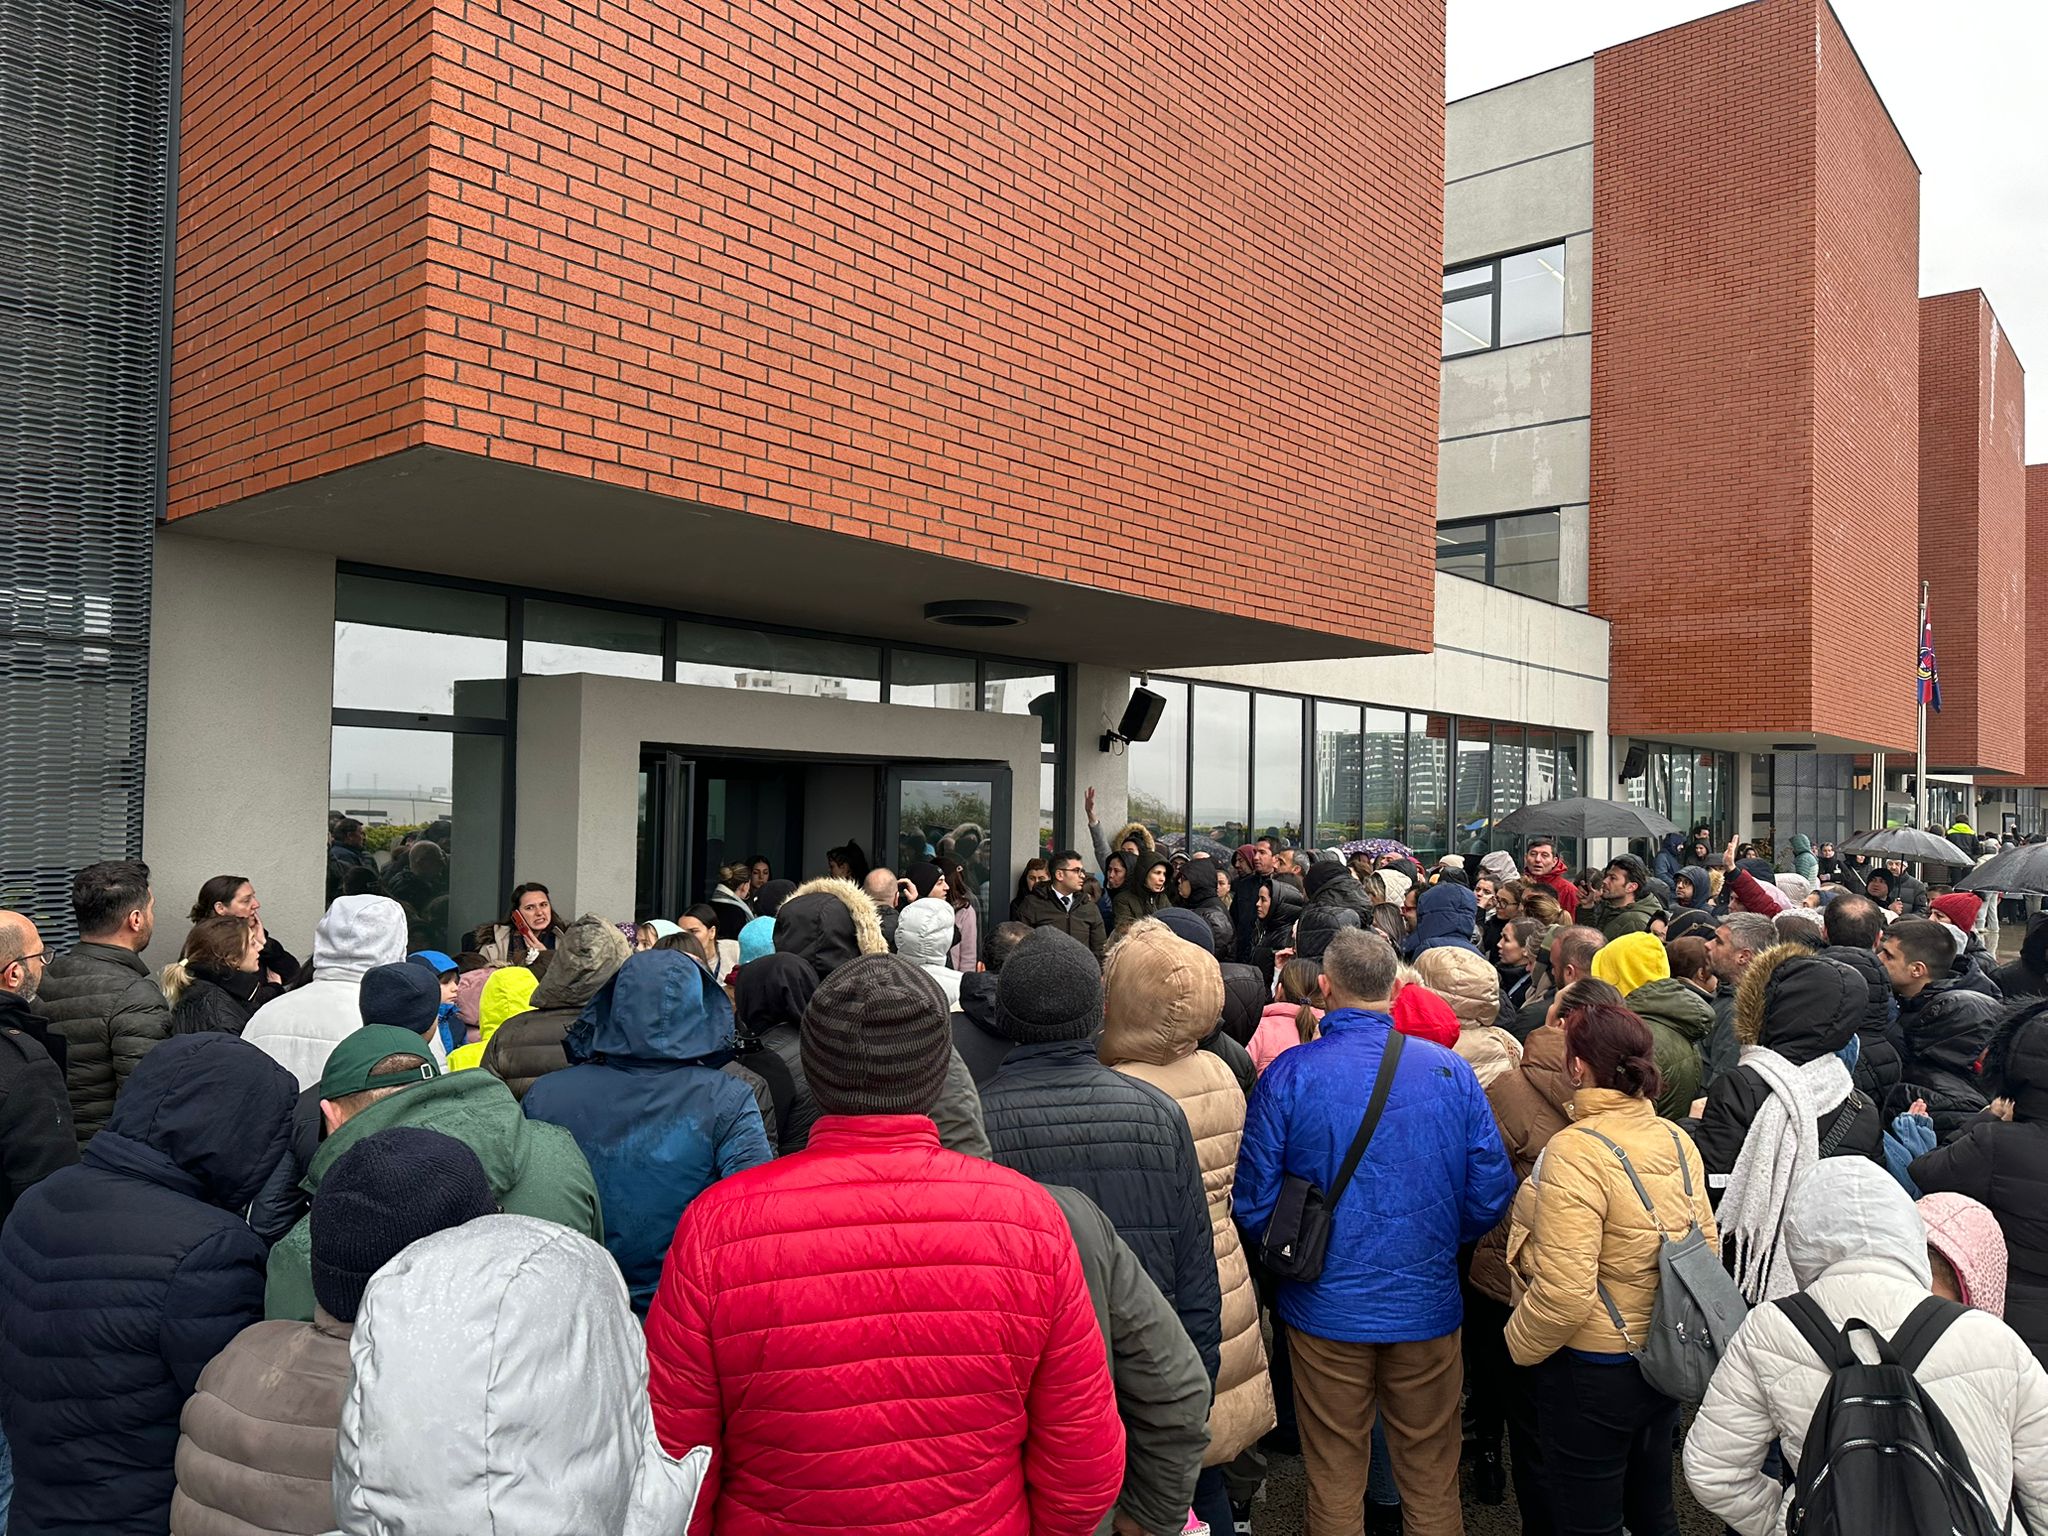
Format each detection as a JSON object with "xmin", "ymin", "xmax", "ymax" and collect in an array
[
  {"xmin": 1589, "ymin": 0, "xmax": 1917, "ymax": 750},
  {"xmin": 2025, "ymin": 463, "xmax": 2048, "ymax": 783},
  {"xmin": 169, "ymin": 0, "xmax": 1444, "ymax": 650},
  {"xmin": 1922, "ymin": 290, "xmax": 2028, "ymax": 776}
]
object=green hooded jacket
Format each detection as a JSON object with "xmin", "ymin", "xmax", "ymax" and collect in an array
[
  {"xmin": 264, "ymin": 1068, "xmax": 603, "ymax": 1321},
  {"xmin": 1625, "ymin": 977, "xmax": 1714, "ymax": 1122}
]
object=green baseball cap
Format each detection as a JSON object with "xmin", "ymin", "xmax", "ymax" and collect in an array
[{"xmin": 320, "ymin": 1025, "xmax": 441, "ymax": 1100}]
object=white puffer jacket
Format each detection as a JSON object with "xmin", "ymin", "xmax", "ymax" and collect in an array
[
  {"xmin": 894, "ymin": 898, "xmax": 964, "ymax": 1007},
  {"xmin": 1684, "ymin": 1158, "xmax": 2048, "ymax": 1536},
  {"xmin": 243, "ymin": 897, "xmax": 409, "ymax": 1089}
]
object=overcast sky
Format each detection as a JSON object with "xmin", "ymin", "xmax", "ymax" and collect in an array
[{"xmin": 1448, "ymin": 0, "xmax": 2047, "ymax": 455}]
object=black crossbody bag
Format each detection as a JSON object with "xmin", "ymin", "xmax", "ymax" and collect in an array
[{"xmin": 1257, "ymin": 1030, "xmax": 1405, "ymax": 1283}]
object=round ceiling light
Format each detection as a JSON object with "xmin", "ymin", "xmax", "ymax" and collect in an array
[{"xmin": 924, "ymin": 600, "xmax": 1029, "ymax": 629}]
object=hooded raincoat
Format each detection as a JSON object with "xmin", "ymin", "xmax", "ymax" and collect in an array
[
  {"xmin": 1099, "ymin": 922, "xmax": 1275, "ymax": 1465},
  {"xmin": 330, "ymin": 1215, "xmax": 710, "ymax": 1536},
  {"xmin": 1406, "ymin": 882, "xmax": 1481, "ymax": 959},
  {"xmin": 243, "ymin": 897, "xmax": 410, "ymax": 1090},
  {"xmin": 481, "ymin": 915, "xmax": 631, "ymax": 1099},
  {"xmin": 1589, "ymin": 932, "xmax": 1713, "ymax": 1121},
  {"xmin": 1684, "ymin": 1159, "xmax": 2048, "ymax": 1536},
  {"xmin": 448, "ymin": 966, "xmax": 537, "ymax": 1071},
  {"xmin": 523, "ymin": 949, "xmax": 773, "ymax": 1312}
]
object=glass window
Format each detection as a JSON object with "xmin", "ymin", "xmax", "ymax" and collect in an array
[
  {"xmin": 1490, "ymin": 726, "xmax": 1524, "ymax": 850},
  {"xmin": 1498, "ymin": 243, "xmax": 1566, "ymax": 345},
  {"xmin": 522, "ymin": 600, "xmax": 663, "ymax": 680},
  {"xmin": 1252, "ymin": 694, "xmax": 1303, "ymax": 844},
  {"xmin": 1126, "ymin": 677, "xmax": 1188, "ymax": 845},
  {"xmin": 1440, "ymin": 293, "xmax": 1492, "ymax": 357},
  {"xmin": 1313, "ymin": 701, "xmax": 1363, "ymax": 845},
  {"xmin": 1364, "ymin": 708, "xmax": 1407, "ymax": 840},
  {"xmin": 983, "ymin": 663, "xmax": 1060, "ymax": 747},
  {"xmin": 329, "ymin": 725, "xmax": 504, "ymax": 953},
  {"xmin": 1434, "ymin": 525, "xmax": 1488, "ymax": 583},
  {"xmin": 1407, "ymin": 714, "xmax": 1449, "ymax": 861},
  {"xmin": 1526, "ymin": 728, "xmax": 1559, "ymax": 803},
  {"xmin": 672, "ymin": 621, "xmax": 881, "ymax": 701},
  {"xmin": 1492, "ymin": 511, "xmax": 1561, "ymax": 603},
  {"xmin": 889, "ymin": 650, "xmax": 977, "ymax": 710},
  {"xmin": 1443, "ymin": 262, "xmax": 1488, "ymax": 294},
  {"xmin": 1191, "ymin": 686, "xmax": 1250, "ymax": 850},
  {"xmin": 334, "ymin": 574, "xmax": 507, "ymax": 716},
  {"xmin": 1454, "ymin": 720, "xmax": 1491, "ymax": 853},
  {"xmin": 1557, "ymin": 734, "xmax": 1583, "ymax": 799}
]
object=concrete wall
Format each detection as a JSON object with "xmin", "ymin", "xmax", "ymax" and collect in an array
[
  {"xmin": 142, "ymin": 530, "xmax": 335, "ymax": 968},
  {"xmin": 516, "ymin": 675, "xmax": 1043, "ymax": 923}
]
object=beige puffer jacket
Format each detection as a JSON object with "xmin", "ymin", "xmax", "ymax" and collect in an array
[
  {"xmin": 1414, "ymin": 947, "xmax": 1522, "ymax": 1089},
  {"xmin": 1101, "ymin": 920, "xmax": 1275, "ymax": 1465}
]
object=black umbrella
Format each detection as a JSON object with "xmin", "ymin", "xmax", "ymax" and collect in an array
[
  {"xmin": 1957, "ymin": 842, "xmax": 2048, "ymax": 895},
  {"xmin": 1836, "ymin": 827, "xmax": 1974, "ymax": 866},
  {"xmin": 1491, "ymin": 797, "xmax": 1682, "ymax": 841}
]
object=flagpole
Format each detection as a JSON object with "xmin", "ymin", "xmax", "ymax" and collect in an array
[{"xmin": 1915, "ymin": 581, "xmax": 1929, "ymax": 831}]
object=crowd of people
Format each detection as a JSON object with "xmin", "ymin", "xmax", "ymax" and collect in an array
[{"xmin": 1, "ymin": 812, "xmax": 2046, "ymax": 1536}]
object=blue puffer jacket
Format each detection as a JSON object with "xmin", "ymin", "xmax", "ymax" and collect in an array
[
  {"xmin": 1405, "ymin": 883, "xmax": 1481, "ymax": 958},
  {"xmin": 523, "ymin": 949, "xmax": 771, "ymax": 1313},
  {"xmin": 0, "ymin": 1033, "xmax": 296, "ymax": 1535},
  {"xmin": 1237, "ymin": 1007, "xmax": 1513, "ymax": 1343}
]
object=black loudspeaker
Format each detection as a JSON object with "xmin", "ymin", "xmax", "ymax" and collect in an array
[
  {"xmin": 1619, "ymin": 743, "xmax": 1649, "ymax": 781},
  {"xmin": 1117, "ymin": 688, "xmax": 1167, "ymax": 744}
]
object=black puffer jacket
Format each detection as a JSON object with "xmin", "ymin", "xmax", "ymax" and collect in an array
[
  {"xmin": 1895, "ymin": 976, "xmax": 2001, "ymax": 1142},
  {"xmin": 981, "ymin": 1038, "xmax": 1222, "ymax": 1381},
  {"xmin": 1218, "ymin": 963, "xmax": 1264, "ymax": 1048},
  {"xmin": 1170, "ymin": 864, "xmax": 1234, "ymax": 960},
  {"xmin": 732, "ymin": 953, "xmax": 822, "ymax": 1155},
  {"xmin": 1910, "ymin": 1001, "xmax": 2048, "ymax": 1368},
  {"xmin": 1818, "ymin": 943, "xmax": 1903, "ymax": 1103},
  {"xmin": 949, "ymin": 971, "xmax": 1012, "ymax": 1087},
  {"xmin": 0, "ymin": 990, "xmax": 77, "ymax": 1231},
  {"xmin": 1693, "ymin": 944, "xmax": 1883, "ymax": 1187},
  {"xmin": 0, "ymin": 1034, "xmax": 295, "ymax": 1535},
  {"xmin": 1301, "ymin": 863, "xmax": 1375, "ymax": 921},
  {"xmin": 33, "ymin": 941, "xmax": 171, "ymax": 1147},
  {"xmin": 168, "ymin": 972, "xmax": 269, "ymax": 1038},
  {"xmin": 1950, "ymin": 942, "xmax": 2004, "ymax": 1001},
  {"xmin": 1991, "ymin": 916, "xmax": 2048, "ymax": 1002}
]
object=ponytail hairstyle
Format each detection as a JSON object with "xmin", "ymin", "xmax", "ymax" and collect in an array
[
  {"xmin": 1561, "ymin": 997, "xmax": 1663, "ymax": 1100},
  {"xmin": 160, "ymin": 915, "xmax": 256, "ymax": 1006},
  {"xmin": 1277, "ymin": 956, "xmax": 1323, "ymax": 1044}
]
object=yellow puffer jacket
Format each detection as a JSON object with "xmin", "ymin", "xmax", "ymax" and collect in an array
[
  {"xmin": 449, "ymin": 967, "xmax": 537, "ymax": 1072},
  {"xmin": 1504, "ymin": 1088, "xmax": 1717, "ymax": 1366},
  {"xmin": 1101, "ymin": 921, "xmax": 1275, "ymax": 1465}
]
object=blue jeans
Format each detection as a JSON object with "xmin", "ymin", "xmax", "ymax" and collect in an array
[{"xmin": 1, "ymin": 1421, "xmax": 13, "ymax": 1534}]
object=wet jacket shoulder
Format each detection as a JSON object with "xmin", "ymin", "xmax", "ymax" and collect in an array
[
  {"xmin": 1045, "ymin": 1184, "xmax": 1208, "ymax": 1536},
  {"xmin": 0, "ymin": 1034, "xmax": 296, "ymax": 1536},
  {"xmin": 170, "ymin": 1313, "xmax": 352, "ymax": 1536},
  {"xmin": 982, "ymin": 1039, "xmax": 1222, "ymax": 1381},
  {"xmin": 33, "ymin": 940, "xmax": 171, "ymax": 1146},
  {"xmin": 0, "ymin": 993, "xmax": 78, "ymax": 1229}
]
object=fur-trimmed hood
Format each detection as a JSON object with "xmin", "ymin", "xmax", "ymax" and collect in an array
[
  {"xmin": 772, "ymin": 878, "xmax": 887, "ymax": 980},
  {"xmin": 1732, "ymin": 942, "xmax": 1864, "ymax": 1062},
  {"xmin": 1111, "ymin": 821, "xmax": 1157, "ymax": 857}
]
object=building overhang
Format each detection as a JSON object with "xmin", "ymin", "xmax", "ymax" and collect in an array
[
  {"xmin": 170, "ymin": 447, "xmax": 1428, "ymax": 672},
  {"xmin": 1613, "ymin": 728, "xmax": 1908, "ymax": 758}
]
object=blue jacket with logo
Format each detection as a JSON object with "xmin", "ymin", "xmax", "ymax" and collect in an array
[
  {"xmin": 523, "ymin": 950, "xmax": 771, "ymax": 1313},
  {"xmin": 1236, "ymin": 1006, "xmax": 1513, "ymax": 1343}
]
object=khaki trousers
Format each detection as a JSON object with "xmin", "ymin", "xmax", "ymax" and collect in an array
[{"xmin": 1288, "ymin": 1324, "xmax": 1465, "ymax": 1536}]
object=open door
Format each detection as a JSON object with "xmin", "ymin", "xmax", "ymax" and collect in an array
[
  {"xmin": 634, "ymin": 750, "xmax": 695, "ymax": 922},
  {"xmin": 884, "ymin": 763, "xmax": 1012, "ymax": 959}
]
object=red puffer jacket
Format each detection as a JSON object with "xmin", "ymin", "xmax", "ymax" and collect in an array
[{"xmin": 647, "ymin": 1114, "xmax": 1126, "ymax": 1536}]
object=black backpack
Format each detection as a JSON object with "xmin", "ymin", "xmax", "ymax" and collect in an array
[{"xmin": 1776, "ymin": 1293, "xmax": 2007, "ymax": 1536}]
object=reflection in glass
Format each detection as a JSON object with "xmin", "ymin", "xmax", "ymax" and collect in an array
[
  {"xmin": 1408, "ymin": 715, "xmax": 1449, "ymax": 860},
  {"xmin": 523, "ymin": 600, "xmax": 663, "ymax": 680},
  {"xmin": 1491, "ymin": 727, "xmax": 1525, "ymax": 851},
  {"xmin": 1499, "ymin": 243, "xmax": 1566, "ymax": 346},
  {"xmin": 1126, "ymin": 678, "xmax": 1187, "ymax": 844},
  {"xmin": 1191, "ymin": 686, "xmax": 1250, "ymax": 849},
  {"xmin": 1313, "ymin": 701, "xmax": 1363, "ymax": 845},
  {"xmin": 1441, "ymin": 293, "xmax": 1492, "ymax": 357},
  {"xmin": 1364, "ymin": 709, "xmax": 1407, "ymax": 839},
  {"xmin": 1454, "ymin": 720, "xmax": 1491, "ymax": 853},
  {"xmin": 329, "ymin": 725, "xmax": 504, "ymax": 954},
  {"xmin": 1493, "ymin": 511, "xmax": 1561, "ymax": 603},
  {"xmin": 673, "ymin": 621, "xmax": 880, "ymax": 701},
  {"xmin": 334, "ymin": 574, "xmax": 506, "ymax": 716},
  {"xmin": 1253, "ymin": 694, "xmax": 1303, "ymax": 843},
  {"xmin": 1526, "ymin": 729, "xmax": 1559, "ymax": 804},
  {"xmin": 890, "ymin": 650, "xmax": 977, "ymax": 710},
  {"xmin": 897, "ymin": 775, "xmax": 997, "ymax": 946},
  {"xmin": 1435, "ymin": 525, "xmax": 1489, "ymax": 583}
]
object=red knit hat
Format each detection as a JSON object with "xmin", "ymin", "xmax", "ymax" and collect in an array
[
  {"xmin": 1392, "ymin": 984, "xmax": 1461, "ymax": 1049},
  {"xmin": 1931, "ymin": 892, "xmax": 1983, "ymax": 931}
]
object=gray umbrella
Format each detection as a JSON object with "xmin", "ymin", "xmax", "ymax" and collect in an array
[
  {"xmin": 1957, "ymin": 842, "xmax": 2048, "ymax": 895},
  {"xmin": 1836, "ymin": 827, "xmax": 1975, "ymax": 866},
  {"xmin": 1491, "ymin": 797, "xmax": 1682, "ymax": 841}
]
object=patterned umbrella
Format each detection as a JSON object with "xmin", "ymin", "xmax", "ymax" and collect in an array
[{"xmin": 1339, "ymin": 837, "xmax": 1414, "ymax": 860}]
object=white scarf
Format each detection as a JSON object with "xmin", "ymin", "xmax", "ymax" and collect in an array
[{"xmin": 1722, "ymin": 1044, "xmax": 1852, "ymax": 1303}]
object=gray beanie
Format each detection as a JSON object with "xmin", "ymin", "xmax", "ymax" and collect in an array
[
  {"xmin": 800, "ymin": 954, "xmax": 952, "ymax": 1116},
  {"xmin": 993, "ymin": 929, "xmax": 1103, "ymax": 1044}
]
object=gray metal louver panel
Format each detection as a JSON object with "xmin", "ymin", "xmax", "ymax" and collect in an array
[{"xmin": 0, "ymin": 0, "xmax": 176, "ymax": 948}]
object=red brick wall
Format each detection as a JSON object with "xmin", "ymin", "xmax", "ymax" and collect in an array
[
  {"xmin": 1590, "ymin": 0, "xmax": 1917, "ymax": 750},
  {"xmin": 170, "ymin": 0, "xmax": 437, "ymax": 515},
  {"xmin": 170, "ymin": 0, "xmax": 1445, "ymax": 649},
  {"xmin": 1923, "ymin": 291, "xmax": 2028, "ymax": 776},
  {"xmin": 2026, "ymin": 463, "xmax": 2048, "ymax": 782}
]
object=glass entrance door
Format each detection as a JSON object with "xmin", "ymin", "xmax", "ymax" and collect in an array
[
  {"xmin": 635, "ymin": 750, "xmax": 694, "ymax": 923},
  {"xmin": 885, "ymin": 764, "xmax": 1011, "ymax": 965}
]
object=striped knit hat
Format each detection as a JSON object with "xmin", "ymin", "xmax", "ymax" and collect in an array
[{"xmin": 800, "ymin": 954, "xmax": 952, "ymax": 1116}]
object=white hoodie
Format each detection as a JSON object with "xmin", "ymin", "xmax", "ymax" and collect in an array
[
  {"xmin": 893, "ymin": 898, "xmax": 963, "ymax": 1007},
  {"xmin": 1684, "ymin": 1157, "xmax": 2048, "ymax": 1535},
  {"xmin": 330, "ymin": 1215, "xmax": 707, "ymax": 1536},
  {"xmin": 243, "ymin": 896, "xmax": 409, "ymax": 1090}
]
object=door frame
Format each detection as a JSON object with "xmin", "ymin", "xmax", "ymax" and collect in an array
[{"xmin": 883, "ymin": 760, "xmax": 1013, "ymax": 932}]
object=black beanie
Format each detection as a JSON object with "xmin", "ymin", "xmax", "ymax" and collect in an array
[
  {"xmin": 801, "ymin": 954, "xmax": 952, "ymax": 1116},
  {"xmin": 1304, "ymin": 861, "xmax": 1351, "ymax": 898},
  {"xmin": 993, "ymin": 929, "xmax": 1103, "ymax": 1044},
  {"xmin": 358, "ymin": 962, "xmax": 442, "ymax": 1036},
  {"xmin": 310, "ymin": 1126, "xmax": 496, "ymax": 1322},
  {"xmin": 1154, "ymin": 907, "xmax": 1216, "ymax": 956}
]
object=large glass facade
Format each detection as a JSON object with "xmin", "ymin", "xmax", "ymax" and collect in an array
[
  {"xmin": 1132, "ymin": 676, "xmax": 1586, "ymax": 866},
  {"xmin": 1756, "ymin": 752, "xmax": 1858, "ymax": 855},
  {"xmin": 1621, "ymin": 742, "xmax": 1736, "ymax": 843}
]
